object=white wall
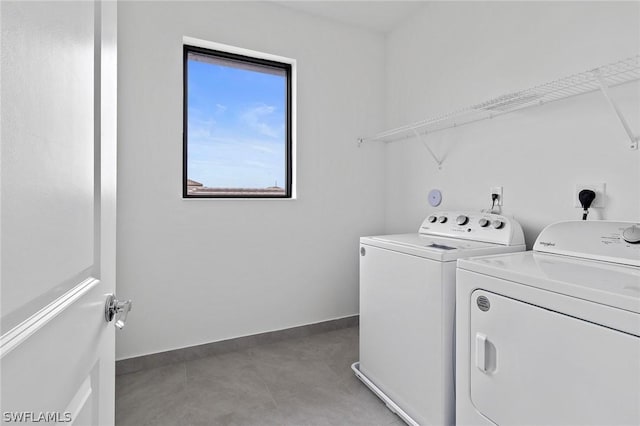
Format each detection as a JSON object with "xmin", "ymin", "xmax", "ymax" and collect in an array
[
  {"xmin": 116, "ymin": 2, "xmax": 386, "ymax": 359},
  {"xmin": 384, "ymin": 1, "xmax": 640, "ymax": 246},
  {"xmin": 117, "ymin": 1, "xmax": 640, "ymax": 359}
]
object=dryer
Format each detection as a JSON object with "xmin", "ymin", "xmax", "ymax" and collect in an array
[
  {"xmin": 456, "ymin": 220, "xmax": 640, "ymax": 425},
  {"xmin": 354, "ymin": 211, "xmax": 526, "ymax": 426}
]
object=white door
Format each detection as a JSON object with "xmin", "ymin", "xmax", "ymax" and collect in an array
[
  {"xmin": 1, "ymin": 1, "xmax": 119, "ymax": 425},
  {"xmin": 470, "ymin": 289, "xmax": 640, "ymax": 425}
]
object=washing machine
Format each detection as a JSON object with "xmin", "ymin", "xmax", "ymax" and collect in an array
[
  {"xmin": 353, "ymin": 210, "xmax": 526, "ymax": 426},
  {"xmin": 456, "ymin": 220, "xmax": 640, "ymax": 425}
]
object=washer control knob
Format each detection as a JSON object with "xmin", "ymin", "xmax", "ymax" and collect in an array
[
  {"xmin": 491, "ymin": 220, "xmax": 504, "ymax": 229},
  {"xmin": 438, "ymin": 216, "xmax": 447, "ymax": 223},
  {"xmin": 622, "ymin": 225, "xmax": 640, "ymax": 244},
  {"xmin": 427, "ymin": 215, "xmax": 437, "ymax": 223},
  {"xmin": 478, "ymin": 218, "xmax": 490, "ymax": 227},
  {"xmin": 456, "ymin": 215, "xmax": 469, "ymax": 226}
]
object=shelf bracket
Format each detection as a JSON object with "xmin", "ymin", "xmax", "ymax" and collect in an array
[
  {"xmin": 594, "ymin": 70, "xmax": 639, "ymax": 150},
  {"xmin": 412, "ymin": 129, "xmax": 444, "ymax": 169}
]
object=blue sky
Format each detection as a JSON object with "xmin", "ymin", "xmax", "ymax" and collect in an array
[{"xmin": 187, "ymin": 56, "xmax": 286, "ymax": 188}]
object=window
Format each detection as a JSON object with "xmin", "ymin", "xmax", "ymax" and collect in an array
[{"xmin": 183, "ymin": 43, "xmax": 293, "ymax": 198}]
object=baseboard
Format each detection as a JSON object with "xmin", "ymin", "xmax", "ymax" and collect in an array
[{"xmin": 115, "ymin": 315, "xmax": 359, "ymax": 376}]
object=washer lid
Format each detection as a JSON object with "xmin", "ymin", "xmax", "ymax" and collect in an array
[
  {"xmin": 458, "ymin": 251, "xmax": 640, "ymax": 314},
  {"xmin": 361, "ymin": 233, "xmax": 524, "ymax": 262}
]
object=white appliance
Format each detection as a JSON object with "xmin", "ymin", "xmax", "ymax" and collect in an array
[
  {"xmin": 456, "ymin": 220, "xmax": 640, "ymax": 426},
  {"xmin": 353, "ymin": 211, "xmax": 526, "ymax": 426}
]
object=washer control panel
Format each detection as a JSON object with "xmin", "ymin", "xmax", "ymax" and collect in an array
[
  {"xmin": 533, "ymin": 220, "xmax": 640, "ymax": 267},
  {"xmin": 419, "ymin": 211, "xmax": 525, "ymax": 246}
]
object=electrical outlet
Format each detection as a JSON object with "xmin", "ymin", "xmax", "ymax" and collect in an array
[
  {"xmin": 490, "ymin": 186, "xmax": 503, "ymax": 206},
  {"xmin": 574, "ymin": 183, "xmax": 606, "ymax": 208}
]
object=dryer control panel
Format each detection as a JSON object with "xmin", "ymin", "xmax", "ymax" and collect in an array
[
  {"xmin": 534, "ymin": 221, "xmax": 640, "ymax": 267},
  {"xmin": 419, "ymin": 211, "xmax": 525, "ymax": 246}
]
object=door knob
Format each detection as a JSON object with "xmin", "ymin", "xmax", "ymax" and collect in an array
[{"xmin": 105, "ymin": 294, "xmax": 132, "ymax": 329}]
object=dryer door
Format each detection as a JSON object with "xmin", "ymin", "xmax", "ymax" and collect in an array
[{"xmin": 469, "ymin": 289, "xmax": 640, "ymax": 426}]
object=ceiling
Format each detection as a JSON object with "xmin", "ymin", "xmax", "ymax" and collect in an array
[{"xmin": 272, "ymin": 1, "xmax": 428, "ymax": 34}]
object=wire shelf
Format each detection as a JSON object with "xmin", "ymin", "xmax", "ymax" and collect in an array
[{"xmin": 359, "ymin": 55, "xmax": 640, "ymax": 145}]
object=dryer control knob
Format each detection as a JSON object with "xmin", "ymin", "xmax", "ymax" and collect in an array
[
  {"xmin": 427, "ymin": 215, "xmax": 437, "ymax": 223},
  {"xmin": 456, "ymin": 215, "xmax": 469, "ymax": 226},
  {"xmin": 622, "ymin": 225, "xmax": 640, "ymax": 244},
  {"xmin": 438, "ymin": 216, "xmax": 447, "ymax": 223},
  {"xmin": 478, "ymin": 218, "xmax": 489, "ymax": 227},
  {"xmin": 491, "ymin": 220, "xmax": 504, "ymax": 229}
]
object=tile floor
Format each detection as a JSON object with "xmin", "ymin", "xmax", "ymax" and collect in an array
[{"xmin": 115, "ymin": 326, "xmax": 404, "ymax": 426}]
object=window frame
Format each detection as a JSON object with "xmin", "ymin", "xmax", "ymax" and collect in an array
[{"xmin": 182, "ymin": 43, "xmax": 294, "ymax": 199}]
